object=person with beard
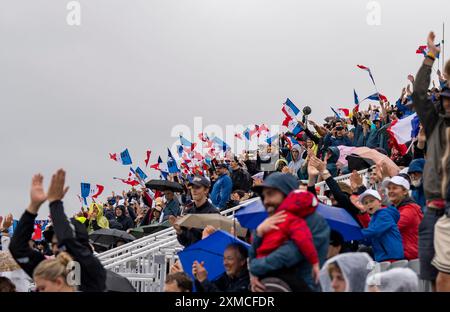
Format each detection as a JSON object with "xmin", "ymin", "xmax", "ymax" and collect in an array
[{"xmin": 249, "ymin": 172, "xmax": 330, "ymax": 292}]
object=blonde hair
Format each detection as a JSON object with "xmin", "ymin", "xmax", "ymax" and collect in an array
[
  {"xmin": 442, "ymin": 128, "xmax": 450, "ymax": 197},
  {"xmin": 33, "ymin": 252, "xmax": 73, "ymax": 282}
]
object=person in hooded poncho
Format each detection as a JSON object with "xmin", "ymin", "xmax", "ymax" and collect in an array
[
  {"xmin": 366, "ymin": 268, "xmax": 419, "ymax": 292},
  {"xmin": 319, "ymin": 252, "xmax": 372, "ymax": 292},
  {"xmin": 287, "ymin": 144, "xmax": 305, "ymax": 178},
  {"xmin": 86, "ymin": 203, "xmax": 109, "ymax": 233}
]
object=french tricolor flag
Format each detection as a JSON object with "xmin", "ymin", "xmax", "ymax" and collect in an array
[
  {"xmin": 212, "ymin": 136, "xmax": 230, "ymax": 152},
  {"xmin": 387, "ymin": 113, "xmax": 420, "ymax": 155},
  {"xmin": 353, "ymin": 89, "xmax": 360, "ymax": 113},
  {"xmin": 243, "ymin": 128, "xmax": 251, "ymax": 141},
  {"xmin": 180, "ymin": 135, "xmax": 197, "ymax": 151},
  {"xmin": 357, "ymin": 64, "xmax": 376, "ymax": 86},
  {"xmin": 337, "ymin": 108, "xmax": 350, "ymax": 118},
  {"xmin": 416, "ymin": 43, "xmax": 440, "ymax": 58},
  {"xmin": 150, "ymin": 156, "xmax": 169, "ymax": 174},
  {"xmin": 133, "ymin": 167, "xmax": 148, "ymax": 181},
  {"xmin": 266, "ymin": 133, "xmax": 279, "ymax": 145},
  {"xmin": 284, "ymin": 135, "xmax": 300, "ymax": 149},
  {"xmin": 109, "ymin": 148, "xmax": 133, "ymax": 165},
  {"xmin": 282, "ymin": 98, "xmax": 300, "ymax": 118},
  {"xmin": 282, "ymin": 115, "xmax": 303, "ymax": 136},
  {"xmin": 365, "ymin": 92, "xmax": 388, "ymax": 102},
  {"xmin": 80, "ymin": 183, "xmax": 105, "ymax": 205}
]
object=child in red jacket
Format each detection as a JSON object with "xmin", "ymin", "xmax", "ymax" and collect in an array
[{"xmin": 256, "ymin": 190, "xmax": 320, "ymax": 282}]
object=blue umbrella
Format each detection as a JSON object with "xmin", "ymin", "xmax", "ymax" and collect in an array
[
  {"xmin": 235, "ymin": 198, "xmax": 268, "ymax": 230},
  {"xmin": 316, "ymin": 203, "xmax": 363, "ymax": 241},
  {"xmin": 178, "ymin": 230, "xmax": 250, "ymax": 282}
]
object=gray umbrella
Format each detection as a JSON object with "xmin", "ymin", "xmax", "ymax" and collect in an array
[
  {"xmin": 145, "ymin": 179, "xmax": 183, "ymax": 192},
  {"xmin": 89, "ymin": 228, "xmax": 135, "ymax": 247},
  {"xmin": 105, "ymin": 270, "xmax": 136, "ymax": 292}
]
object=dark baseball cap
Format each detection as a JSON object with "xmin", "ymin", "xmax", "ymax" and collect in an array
[
  {"xmin": 216, "ymin": 163, "xmax": 228, "ymax": 169},
  {"xmin": 253, "ymin": 172, "xmax": 299, "ymax": 196},
  {"xmin": 188, "ymin": 175, "xmax": 211, "ymax": 188}
]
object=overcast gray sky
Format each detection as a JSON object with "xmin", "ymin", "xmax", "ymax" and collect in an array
[{"xmin": 1, "ymin": 0, "xmax": 449, "ymax": 218}]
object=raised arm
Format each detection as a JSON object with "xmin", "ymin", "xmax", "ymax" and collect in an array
[
  {"xmin": 9, "ymin": 174, "xmax": 47, "ymax": 278},
  {"xmin": 412, "ymin": 31, "xmax": 441, "ymax": 137}
]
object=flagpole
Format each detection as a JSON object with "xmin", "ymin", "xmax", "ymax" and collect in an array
[{"xmin": 443, "ymin": 22, "xmax": 445, "ymax": 72}]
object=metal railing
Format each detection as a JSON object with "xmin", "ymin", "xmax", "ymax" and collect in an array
[{"xmin": 100, "ymin": 172, "xmax": 371, "ymax": 291}]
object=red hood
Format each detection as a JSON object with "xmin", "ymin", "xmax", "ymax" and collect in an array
[{"xmin": 276, "ymin": 190, "xmax": 317, "ymax": 218}]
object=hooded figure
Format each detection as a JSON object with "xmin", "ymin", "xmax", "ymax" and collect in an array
[
  {"xmin": 407, "ymin": 158, "xmax": 426, "ymax": 212},
  {"xmin": 287, "ymin": 144, "xmax": 305, "ymax": 178},
  {"xmin": 319, "ymin": 252, "xmax": 372, "ymax": 292},
  {"xmin": 87, "ymin": 203, "xmax": 109, "ymax": 233},
  {"xmin": 325, "ymin": 146, "xmax": 340, "ymax": 177},
  {"xmin": 115, "ymin": 205, "xmax": 134, "ymax": 231},
  {"xmin": 366, "ymin": 268, "xmax": 419, "ymax": 292}
]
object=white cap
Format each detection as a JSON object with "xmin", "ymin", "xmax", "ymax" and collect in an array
[
  {"xmin": 359, "ymin": 189, "xmax": 382, "ymax": 203},
  {"xmin": 252, "ymin": 172, "xmax": 264, "ymax": 180},
  {"xmin": 399, "ymin": 167, "xmax": 409, "ymax": 174},
  {"xmin": 382, "ymin": 176, "xmax": 410, "ymax": 190}
]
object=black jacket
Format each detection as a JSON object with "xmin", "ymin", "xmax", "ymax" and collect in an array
[
  {"xmin": 49, "ymin": 200, "xmax": 106, "ymax": 292},
  {"xmin": 230, "ymin": 168, "xmax": 251, "ymax": 192},
  {"xmin": 116, "ymin": 206, "xmax": 134, "ymax": 231},
  {"xmin": 9, "ymin": 211, "xmax": 46, "ymax": 278},
  {"xmin": 195, "ymin": 269, "xmax": 250, "ymax": 292},
  {"xmin": 9, "ymin": 201, "xmax": 107, "ymax": 292},
  {"xmin": 176, "ymin": 200, "xmax": 219, "ymax": 247}
]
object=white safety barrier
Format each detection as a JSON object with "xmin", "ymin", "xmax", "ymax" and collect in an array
[
  {"xmin": 100, "ymin": 198, "xmax": 259, "ymax": 292},
  {"xmin": 100, "ymin": 169, "xmax": 430, "ymax": 292}
]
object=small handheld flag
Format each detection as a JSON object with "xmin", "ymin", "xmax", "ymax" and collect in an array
[
  {"xmin": 386, "ymin": 113, "xmax": 420, "ymax": 155},
  {"xmin": 109, "ymin": 148, "xmax": 133, "ymax": 165},
  {"xmin": 282, "ymin": 116, "xmax": 303, "ymax": 136},
  {"xmin": 282, "ymin": 98, "xmax": 300, "ymax": 118},
  {"xmin": 416, "ymin": 43, "xmax": 440, "ymax": 58},
  {"xmin": 144, "ymin": 150, "xmax": 152, "ymax": 167},
  {"xmin": 80, "ymin": 183, "xmax": 104, "ymax": 205},
  {"xmin": 353, "ymin": 89, "xmax": 360, "ymax": 106},
  {"xmin": 167, "ymin": 148, "xmax": 180, "ymax": 173},
  {"xmin": 357, "ymin": 64, "xmax": 376, "ymax": 87},
  {"xmin": 135, "ymin": 167, "xmax": 148, "ymax": 181},
  {"xmin": 212, "ymin": 137, "xmax": 230, "ymax": 152},
  {"xmin": 266, "ymin": 134, "xmax": 279, "ymax": 145}
]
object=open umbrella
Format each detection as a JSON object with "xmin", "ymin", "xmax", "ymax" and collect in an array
[
  {"xmin": 145, "ymin": 179, "xmax": 183, "ymax": 192},
  {"xmin": 176, "ymin": 214, "xmax": 247, "ymax": 237},
  {"xmin": 105, "ymin": 270, "xmax": 136, "ymax": 292},
  {"xmin": 235, "ymin": 198, "xmax": 268, "ymax": 230},
  {"xmin": 351, "ymin": 147, "xmax": 400, "ymax": 177},
  {"xmin": 129, "ymin": 221, "xmax": 171, "ymax": 238},
  {"xmin": 316, "ymin": 203, "xmax": 363, "ymax": 241},
  {"xmin": 178, "ymin": 230, "xmax": 250, "ymax": 282},
  {"xmin": 346, "ymin": 154, "xmax": 375, "ymax": 172},
  {"xmin": 336, "ymin": 146, "xmax": 357, "ymax": 168},
  {"xmin": 89, "ymin": 228, "xmax": 135, "ymax": 247}
]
